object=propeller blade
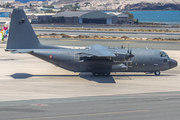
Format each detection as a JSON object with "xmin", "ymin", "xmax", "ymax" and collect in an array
[{"xmin": 129, "ymin": 49, "xmax": 134, "ymax": 58}]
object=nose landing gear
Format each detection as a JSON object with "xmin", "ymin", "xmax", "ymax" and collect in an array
[{"xmin": 154, "ymin": 71, "xmax": 160, "ymax": 76}]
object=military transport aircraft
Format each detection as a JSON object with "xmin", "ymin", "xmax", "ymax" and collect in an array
[{"xmin": 5, "ymin": 9, "xmax": 178, "ymax": 76}]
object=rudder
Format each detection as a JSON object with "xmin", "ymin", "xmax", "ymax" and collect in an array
[{"xmin": 6, "ymin": 9, "xmax": 41, "ymax": 49}]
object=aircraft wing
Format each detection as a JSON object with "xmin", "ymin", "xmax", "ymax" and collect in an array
[{"xmin": 77, "ymin": 45, "xmax": 116, "ymax": 57}]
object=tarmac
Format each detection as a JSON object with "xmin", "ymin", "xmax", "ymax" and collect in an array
[
  {"xmin": 1, "ymin": 91, "xmax": 180, "ymax": 120},
  {"xmin": 34, "ymin": 28, "xmax": 180, "ymax": 39},
  {"xmin": 0, "ymin": 38, "xmax": 180, "ymax": 120},
  {"xmin": 0, "ymin": 39, "xmax": 180, "ymax": 101},
  {"xmin": 31, "ymin": 24, "xmax": 180, "ymax": 31},
  {"xmin": 37, "ymin": 38, "xmax": 180, "ymax": 50}
]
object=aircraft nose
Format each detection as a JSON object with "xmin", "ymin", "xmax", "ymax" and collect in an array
[{"xmin": 169, "ymin": 59, "xmax": 178, "ymax": 69}]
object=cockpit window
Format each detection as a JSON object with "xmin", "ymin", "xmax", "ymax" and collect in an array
[
  {"xmin": 160, "ymin": 52, "xmax": 167, "ymax": 57},
  {"xmin": 85, "ymin": 47, "xmax": 91, "ymax": 50},
  {"xmin": 160, "ymin": 52, "xmax": 170, "ymax": 59}
]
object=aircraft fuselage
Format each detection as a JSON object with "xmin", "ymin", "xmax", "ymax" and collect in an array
[
  {"xmin": 6, "ymin": 9, "xmax": 178, "ymax": 76},
  {"xmin": 30, "ymin": 48, "xmax": 177, "ymax": 75}
]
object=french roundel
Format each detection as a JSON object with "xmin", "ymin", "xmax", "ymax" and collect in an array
[{"xmin": 49, "ymin": 55, "xmax": 52, "ymax": 58}]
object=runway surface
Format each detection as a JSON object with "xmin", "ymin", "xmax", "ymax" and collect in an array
[
  {"xmin": 1, "ymin": 92, "xmax": 180, "ymax": 120},
  {"xmin": 0, "ymin": 38, "xmax": 180, "ymax": 120},
  {"xmin": 37, "ymin": 38, "xmax": 180, "ymax": 50},
  {"xmin": 34, "ymin": 29, "xmax": 180, "ymax": 39}
]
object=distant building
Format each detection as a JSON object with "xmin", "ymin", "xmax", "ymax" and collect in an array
[
  {"xmin": 25, "ymin": 10, "xmax": 132, "ymax": 24},
  {"xmin": 26, "ymin": 13, "xmax": 55, "ymax": 23},
  {"xmin": 38, "ymin": 14, "xmax": 54, "ymax": 23},
  {"xmin": 106, "ymin": 13, "xmax": 118, "ymax": 24},
  {"xmin": 47, "ymin": 0, "xmax": 57, "ymax": 1},
  {"xmin": 15, "ymin": 0, "xmax": 45, "ymax": 3},
  {"xmin": 79, "ymin": 11, "xmax": 116, "ymax": 24},
  {"xmin": 106, "ymin": 12, "xmax": 128, "ymax": 22},
  {"xmin": 53, "ymin": 11, "xmax": 121, "ymax": 24},
  {"xmin": 28, "ymin": 1, "xmax": 43, "ymax": 6},
  {"xmin": 17, "ymin": 4, "xmax": 25, "ymax": 9},
  {"xmin": 1, "ymin": 0, "xmax": 15, "ymax": 4},
  {"xmin": 41, "ymin": 8, "xmax": 53, "ymax": 11},
  {"xmin": 53, "ymin": 11, "xmax": 88, "ymax": 24},
  {"xmin": 106, "ymin": 12, "xmax": 133, "ymax": 24},
  {"xmin": 0, "ymin": 8, "xmax": 13, "ymax": 17},
  {"xmin": 116, "ymin": 13, "xmax": 128, "ymax": 21},
  {"xmin": 45, "ymin": 0, "xmax": 56, "ymax": 5}
]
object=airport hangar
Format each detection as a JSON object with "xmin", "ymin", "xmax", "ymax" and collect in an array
[{"xmin": 52, "ymin": 11, "xmax": 128, "ymax": 24}]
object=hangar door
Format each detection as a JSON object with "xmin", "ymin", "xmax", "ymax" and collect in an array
[{"xmin": 82, "ymin": 18, "xmax": 106, "ymax": 24}]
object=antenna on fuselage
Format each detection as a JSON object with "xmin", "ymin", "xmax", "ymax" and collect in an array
[
  {"xmin": 121, "ymin": 40, "xmax": 124, "ymax": 49},
  {"xmin": 127, "ymin": 44, "xmax": 129, "ymax": 53}
]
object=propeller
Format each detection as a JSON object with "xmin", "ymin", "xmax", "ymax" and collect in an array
[
  {"xmin": 129, "ymin": 49, "xmax": 134, "ymax": 58},
  {"xmin": 126, "ymin": 49, "xmax": 134, "ymax": 61},
  {"xmin": 127, "ymin": 49, "xmax": 129, "ymax": 53},
  {"xmin": 126, "ymin": 44, "xmax": 134, "ymax": 58}
]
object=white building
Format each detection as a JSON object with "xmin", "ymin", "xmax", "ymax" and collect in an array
[
  {"xmin": 1, "ymin": 0, "xmax": 15, "ymax": 4},
  {"xmin": 106, "ymin": 12, "xmax": 128, "ymax": 21},
  {"xmin": 47, "ymin": 0, "xmax": 58, "ymax": 2}
]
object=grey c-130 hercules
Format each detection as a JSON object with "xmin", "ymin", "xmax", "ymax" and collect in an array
[{"xmin": 5, "ymin": 9, "xmax": 178, "ymax": 76}]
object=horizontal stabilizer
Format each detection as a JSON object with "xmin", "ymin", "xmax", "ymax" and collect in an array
[{"xmin": 10, "ymin": 49, "xmax": 34, "ymax": 54}]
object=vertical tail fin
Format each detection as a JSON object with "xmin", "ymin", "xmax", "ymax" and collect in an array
[{"xmin": 6, "ymin": 9, "xmax": 41, "ymax": 49}]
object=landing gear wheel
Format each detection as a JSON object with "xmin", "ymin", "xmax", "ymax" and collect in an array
[
  {"xmin": 154, "ymin": 71, "xmax": 160, "ymax": 76},
  {"xmin": 92, "ymin": 72, "xmax": 99, "ymax": 76},
  {"xmin": 92, "ymin": 72, "xmax": 110, "ymax": 76},
  {"xmin": 102, "ymin": 73, "xmax": 110, "ymax": 76}
]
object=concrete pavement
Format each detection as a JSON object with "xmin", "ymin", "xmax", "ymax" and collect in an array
[
  {"xmin": 0, "ymin": 38, "xmax": 180, "ymax": 120},
  {"xmin": 34, "ymin": 29, "xmax": 180, "ymax": 39},
  {"xmin": 0, "ymin": 42, "xmax": 179, "ymax": 102}
]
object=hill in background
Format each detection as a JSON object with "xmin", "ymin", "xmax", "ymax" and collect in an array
[
  {"xmin": 61, "ymin": 0, "xmax": 180, "ymax": 10},
  {"xmin": 15, "ymin": 0, "xmax": 46, "ymax": 3},
  {"xmin": 8, "ymin": 0, "xmax": 180, "ymax": 10}
]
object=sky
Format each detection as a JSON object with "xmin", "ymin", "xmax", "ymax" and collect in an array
[{"xmin": 15, "ymin": 0, "xmax": 46, "ymax": 3}]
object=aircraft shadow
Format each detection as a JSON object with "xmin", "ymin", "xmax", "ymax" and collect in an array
[
  {"xmin": 10, "ymin": 73, "xmax": 116, "ymax": 83},
  {"xmin": 79, "ymin": 73, "xmax": 116, "ymax": 83},
  {"xmin": 9, "ymin": 73, "xmax": 174, "ymax": 83},
  {"xmin": 9, "ymin": 73, "xmax": 77, "ymax": 79}
]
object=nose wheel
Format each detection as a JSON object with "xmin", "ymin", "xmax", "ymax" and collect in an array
[{"xmin": 154, "ymin": 71, "xmax": 160, "ymax": 76}]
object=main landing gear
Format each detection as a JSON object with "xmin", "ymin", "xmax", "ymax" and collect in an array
[
  {"xmin": 154, "ymin": 71, "xmax": 160, "ymax": 76},
  {"xmin": 92, "ymin": 72, "xmax": 110, "ymax": 76}
]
